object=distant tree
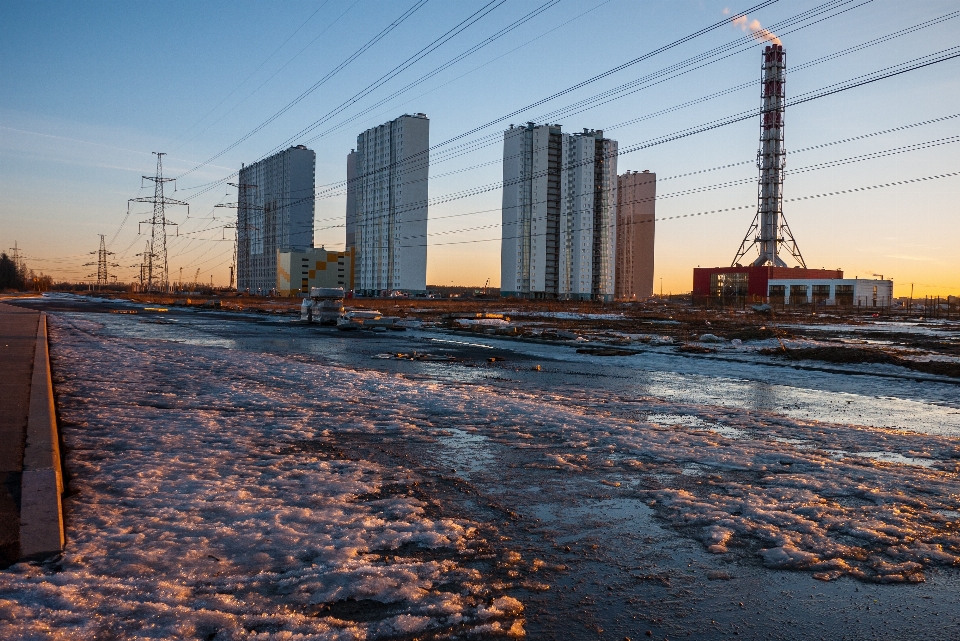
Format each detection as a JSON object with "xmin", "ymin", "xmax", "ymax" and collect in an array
[
  {"xmin": 0, "ymin": 252, "xmax": 24, "ymax": 290},
  {"xmin": 31, "ymin": 272, "xmax": 53, "ymax": 292}
]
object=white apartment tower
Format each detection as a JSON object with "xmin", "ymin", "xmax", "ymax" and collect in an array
[
  {"xmin": 501, "ymin": 123, "xmax": 617, "ymax": 301},
  {"xmin": 351, "ymin": 113, "xmax": 429, "ymax": 295},
  {"xmin": 237, "ymin": 145, "xmax": 316, "ymax": 294}
]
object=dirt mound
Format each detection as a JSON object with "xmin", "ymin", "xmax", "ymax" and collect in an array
[
  {"xmin": 760, "ymin": 346, "xmax": 897, "ymax": 365},
  {"xmin": 761, "ymin": 346, "xmax": 960, "ymax": 378}
]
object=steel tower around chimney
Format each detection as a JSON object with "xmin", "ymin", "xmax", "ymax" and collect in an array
[{"xmin": 733, "ymin": 44, "xmax": 805, "ymax": 268}]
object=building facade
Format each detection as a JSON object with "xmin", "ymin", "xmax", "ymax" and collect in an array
[
  {"xmin": 693, "ymin": 266, "xmax": 843, "ymax": 301},
  {"xmin": 352, "ymin": 113, "xmax": 429, "ymax": 295},
  {"xmin": 767, "ymin": 278, "xmax": 893, "ymax": 307},
  {"xmin": 615, "ymin": 170, "xmax": 656, "ymax": 299},
  {"xmin": 692, "ymin": 266, "xmax": 892, "ymax": 307},
  {"xmin": 237, "ymin": 145, "xmax": 316, "ymax": 294},
  {"xmin": 500, "ymin": 123, "xmax": 617, "ymax": 301},
  {"xmin": 345, "ymin": 150, "xmax": 358, "ymax": 256},
  {"xmin": 276, "ymin": 247, "xmax": 354, "ymax": 297}
]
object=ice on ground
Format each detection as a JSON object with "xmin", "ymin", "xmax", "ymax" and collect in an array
[
  {"xmin": 495, "ymin": 311, "xmax": 626, "ymax": 321},
  {"xmin": 0, "ymin": 316, "xmax": 524, "ymax": 639},
  {"xmin": 5, "ymin": 311, "xmax": 960, "ymax": 641}
]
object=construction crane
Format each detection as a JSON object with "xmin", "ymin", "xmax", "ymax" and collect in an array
[{"xmin": 193, "ymin": 268, "xmax": 201, "ymax": 292}]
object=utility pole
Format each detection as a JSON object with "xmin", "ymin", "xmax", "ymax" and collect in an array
[{"xmin": 129, "ymin": 153, "xmax": 188, "ymax": 293}]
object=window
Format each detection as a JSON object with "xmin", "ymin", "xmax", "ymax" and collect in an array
[
  {"xmin": 769, "ymin": 284, "xmax": 786, "ymax": 302},
  {"xmin": 812, "ymin": 284, "xmax": 831, "ymax": 303},
  {"xmin": 790, "ymin": 284, "xmax": 809, "ymax": 304},
  {"xmin": 711, "ymin": 272, "xmax": 749, "ymax": 298},
  {"xmin": 835, "ymin": 284, "xmax": 854, "ymax": 306}
]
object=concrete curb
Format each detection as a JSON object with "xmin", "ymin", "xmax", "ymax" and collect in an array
[{"xmin": 19, "ymin": 313, "xmax": 65, "ymax": 560}]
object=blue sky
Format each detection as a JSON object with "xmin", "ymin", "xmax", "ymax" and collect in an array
[{"xmin": 1, "ymin": 0, "xmax": 958, "ymax": 295}]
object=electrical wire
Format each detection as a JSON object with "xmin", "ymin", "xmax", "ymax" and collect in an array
[
  {"xmin": 176, "ymin": 0, "xmax": 433, "ymax": 180},
  {"xmin": 320, "ymin": 0, "xmax": 950, "ymax": 202},
  {"xmin": 167, "ymin": 0, "xmax": 336, "ymax": 150}
]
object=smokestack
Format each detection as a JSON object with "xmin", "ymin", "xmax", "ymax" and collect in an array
[
  {"xmin": 755, "ymin": 44, "xmax": 787, "ymax": 267},
  {"xmin": 732, "ymin": 44, "xmax": 806, "ymax": 269}
]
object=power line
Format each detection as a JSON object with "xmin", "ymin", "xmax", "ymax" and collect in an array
[
  {"xmin": 176, "ymin": 0, "xmax": 433, "ymax": 180},
  {"xmin": 304, "ymin": 45, "xmax": 960, "ymax": 236},
  {"xmin": 178, "ymin": 129, "xmax": 960, "ymax": 257},
  {"xmin": 178, "ymin": 0, "xmax": 785, "ymax": 200},
  {"xmin": 159, "ymin": 44, "xmax": 960, "ymax": 277},
  {"xmin": 319, "ymin": 0, "xmax": 934, "ymax": 202},
  {"xmin": 168, "ymin": 0, "xmax": 336, "ymax": 151},
  {"xmin": 95, "ymin": 6, "xmax": 941, "ymax": 278},
  {"xmin": 171, "ymin": 91, "xmax": 960, "ymax": 263},
  {"xmin": 389, "ymin": 170, "xmax": 960, "ymax": 249}
]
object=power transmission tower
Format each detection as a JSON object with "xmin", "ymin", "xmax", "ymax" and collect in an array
[
  {"xmin": 136, "ymin": 241, "xmax": 152, "ymax": 291},
  {"xmin": 84, "ymin": 235, "xmax": 119, "ymax": 289},
  {"xmin": 215, "ymin": 180, "xmax": 260, "ymax": 292},
  {"xmin": 8, "ymin": 241, "xmax": 25, "ymax": 274},
  {"xmin": 129, "ymin": 153, "xmax": 188, "ymax": 292}
]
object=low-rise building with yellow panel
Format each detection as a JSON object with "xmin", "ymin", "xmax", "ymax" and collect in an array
[{"xmin": 277, "ymin": 247, "xmax": 354, "ymax": 297}]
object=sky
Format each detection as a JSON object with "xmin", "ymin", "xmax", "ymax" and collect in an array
[{"xmin": 1, "ymin": 0, "xmax": 958, "ymax": 296}]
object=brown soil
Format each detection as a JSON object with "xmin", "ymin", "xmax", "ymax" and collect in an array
[{"xmin": 761, "ymin": 346, "xmax": 960, "ymax": 378}]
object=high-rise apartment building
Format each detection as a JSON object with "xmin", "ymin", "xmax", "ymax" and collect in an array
[
  {"xmin": 500, "ymin": 123, "xmax": 617, "ymax": 301},
  {"xmin": 615, "ymin": 170, "xmax": 656, "ymax": 299},
  {"xmin": 237, "ymin": 145, "xmax": 316, "ymax": 294},
  {"xmin": 345, "ymin": 150, "xmax": 358, "ymax": 254},
  {"xmin": 351, "ymin": 113, "xmax": 429, "ymax": 295}
]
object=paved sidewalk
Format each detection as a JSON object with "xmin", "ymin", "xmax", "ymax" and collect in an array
[{"xmin": 0, "ymin": 302, "xmax": 40, "ymax": 566}]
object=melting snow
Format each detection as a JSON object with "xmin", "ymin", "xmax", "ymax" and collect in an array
[
  {"xmin": 4, "ymin": 309, "xmax": 960, "ymax": 640},
  {"xmin": 0, "ymin": 316, "xmax": 524, "ymax": 639}
]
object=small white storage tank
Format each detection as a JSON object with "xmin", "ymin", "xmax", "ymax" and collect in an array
[{"xmin": 301, "ymin": 287, "xmax": 345, "ymax": 324}]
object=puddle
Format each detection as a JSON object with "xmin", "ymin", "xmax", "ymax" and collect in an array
[
  {"xmin": 433, "ymin": 427, "xmax": 496, "ymax": 478},
  {"xmin": 425, "ymin": 337, "xmax": 494, "ymax": 350},
  {"xmin": 824, "ymin": 449, "xmax": 935, "ymax": 467},
  {"xmin": 699, "ymin": 424, "xmax": 747, "ymax": 439},
  {"xmin": 853, "ymin": 451, "xmax": 936, "ymax": 467},
  {"xmin": 645, "ymin": 413, "xmax": 708, "ymax": 427},
  {"xmin": 681, "ymin": 462, "xmax": 709, "ymax": 476}
]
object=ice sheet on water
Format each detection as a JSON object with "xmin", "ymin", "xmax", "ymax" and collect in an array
[{"xmin": 0, "ymin": 315, "xmax": 524, "ymax": 639}]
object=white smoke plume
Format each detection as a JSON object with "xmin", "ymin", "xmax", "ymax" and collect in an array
[{"xmin": 725, "ymin": 9, "xmax": 782, "ymax": 45}]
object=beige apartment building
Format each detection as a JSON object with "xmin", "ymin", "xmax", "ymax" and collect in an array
[{"xmin": 615, "ymin": 170, "xmax": 656, "ymax": 299}]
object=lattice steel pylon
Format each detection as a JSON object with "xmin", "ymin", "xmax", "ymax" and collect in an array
[
  {"xmin": 129, "ymin": 153, "xmax": 188, "ymax": 292},
  {"xmin": 136, "ymin": 241, "xmax": 152, "ymax": 290},
  {"xmin": 84, "ymin": 234, "xmax": 119, "ymax": 289},
  {"xmin": 732, "ymin": 44, "xmax": 806, "ymax": 268},
  {"xmin": 215, "ymin": 180, "xmax": 260, "ymax": 292}
]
